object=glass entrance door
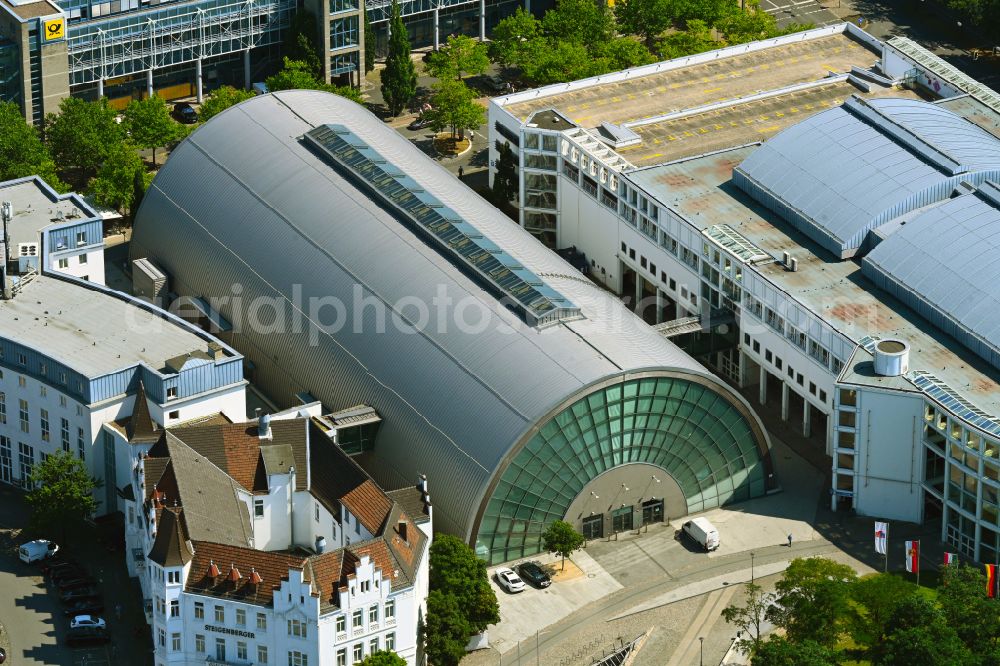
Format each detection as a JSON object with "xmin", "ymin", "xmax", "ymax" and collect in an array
[
  {"xmin": 582, "ymin": 514, "xmax": 603, "ymax": 540},
  {"xmin": 612, "ymin": 506, "xmax": 634, "ymax": 533},
  {"xmin": 642, "ymin": 499, "xmax": 664, "ymax": 525}
]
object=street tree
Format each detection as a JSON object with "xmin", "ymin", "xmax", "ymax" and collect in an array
[
  {"xmin": 519, "ymin": 40, "xmax": 593, "ymax": 86},
  {"xmin": 767, "ymin": 557, "xmax": 857, "ymax": 646},
  {"xmin": 89, "ymin": 140, "xmax": 146, "ymax": 216},
  {"xmin": 721, "ymin": 582, "xmax": 775, "ymax": 654},
  {"xmin": 492, "ymin": 141, "xmax": 518, "ymax": 204},
  {"xmin": 0, "ymin": 101, "xmax": 65, "ymax": 189},
  {"xmin": 26, "ymin": 451, "xmax": 102, "ymax": 541},
  {"xmin": 426, "ymin": 79, "xmax": 484, "ymax": 140},
  {"xmin": 358, "ymin": 650, "xmax": 406, "ymax": 666},
  {"xmin": 750, "ymin": 636, "xmax": 839, "ymax": 666},
  {"xmin": 379, "ymin": 0, "xmax": 417, "ymax": 116},
  {"xmin": 614, "ymin": 0, "xmax": 679, "ymax": 50},
  {"xmin": 875, "ymin": 595, "xmax": 972, "ymax": 665},
  {"xmin": 428, "ymin": 534, "xmax": 499, "ymax": 633},
  {"xmin": 364, "ymin": 9, "xmax": 376, "ymax": 73},
  {"xmin": 541, "ymin": 520, "xmax": 584, "ymax": 571},
  {"xmin": 591, "ymin": 38, "xmax": 657, "ymax": 72},
  {"xmin": 541, "ymin": 0, "xmax": 614, "ymax": 45},
  {"xmin": 656, "ymin": 20, "xmax": 722, "ymax": 59},
  {"xmin": 123, "ymin": 95, "xmax": 181, "ymax": 167},
  {"xmin": 426, "ymin": 34, "xmax": 489, "ymax": 82},
  {"xmin": 198, "ymin": 85, "xmax": 256, "ymax": 122},
  {"xmin": 45, "ymin": 97, "xmax": 124, "ymax": 189},
  {"xmin": 131, "ymin": 162, "xmax": 152, "ymax": 220},
  {"xmin": 424, "ymin": 589, "xmax": 471, "ymax": 666},
  {"xmin": 489, "ymin": 7, "xmax": 541, "ymax": 68},
  {"xmin": 846, "ymin": 573, "xmax": 919, "ymax": 652},
  {"xmin": 939, "ymin": 564, "xmax": 1000, "ymax": 659},
  {"xmin": 284, "ymin": 9, "xmax": 323, "ymax": 80},
  {"xmin": 266, "ymin": 58, "xmax": 363, "ymax": 103}
]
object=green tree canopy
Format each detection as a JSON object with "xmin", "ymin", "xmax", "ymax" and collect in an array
[
  {"xmin": 767, "ymin": 557, "xmax": 857, "ymax": 646},
  {"xmin": 615, "ymin": 0, "xmax": 680, "ymax": 50},
  {"xmin": 358, "ymin": 650, "xmax": 406, "ymax": 666},
  {"xmin": 45, "ymin": 97, "xmax": 124, "ymax": 189},
  {"xmin": 426, "ymin": 34, "xmax": 490, "ymax": 82},
  {"xmin": 939, "ymin": 564, "xmax": 1000, "ymax": 659},
  {"xmin": 542, "ymin": 520, "xmax": 585, "ymax": 570},
  {"xmin": 845, "ymin": 573, "xmax": 920, "ymax": 652},
  {"xmin": 541, "ymin": 0, "xmax": 615, "ymax": 44},
  {"xmin": 721, "ymin": 582, "xmax": 774, "ymax": 654},
  {"xmin": 284, "ymin": 9, "xmax": 323, "ymax": 80},
  {"xmin": 379, "ymin": 0, "xmax": 417, "ymax": 116},
  {"xmin": 364, "ymin": 8, "xmax": 376, "ymax": 73},
  {"xmin": 591, "ymin": 38, "xmax": 657, "ymax": 72},
  {"xmin": 875, "ymin": 595, "xmax": 972, "ymax": 665},
  {"xmin": 519, "ymin": 40, "xmax": 594, "ymax": 86},
  {"xmin": 266, "ymin": 58, "xmax": 363, "ymax": 103},
  {"xmin": 656, "ymin": 20, "xmax": 723, "ymax": 59},
  {"xmin": 26, "ymin": 451, "xmax": 102, "ymax": 539},
  {"xmin": 89, "ymin": 140, "xmax": 147, "ymax": 216},
  {"xmin": 0, "ymin": 101, "xmax": 65, "ymax": 190},
  {"xmin": 428, "ymin": 534, "xmax": 499, "ymax": 633},
  {"xmin": 199, "ymin": 85, "xmax": 256, "ymax": 122},
  {"xmin": 424, "ymin": 589, "xmax": 471, "ymax": 666},
  {"xmin": 489, "ymin": 7, "xmax": 541, "ymax": 68},
  {"xmin": 426, "ymin": 79, "xmax": 485, "ymax": 140},
  {"xmin": 751, "ymin": 636, "xmax": 839, "ymax": 666},
  {"xmin": 123, "ymin": 95, "xmax": 181, "ymax": 167}
]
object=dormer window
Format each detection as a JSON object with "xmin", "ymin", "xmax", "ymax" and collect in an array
[{"xmin": 360, "ymin": 580, "xmax": 370, "ymax": 593}]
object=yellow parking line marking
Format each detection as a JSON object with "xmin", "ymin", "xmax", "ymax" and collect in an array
[
  {"xmin": 699, "ymin": 127, "xmax": 709, "ymax": 134},
  {"xmin": 760, "ymin": 125, "xmax": 780, "ymax": 133},
  {"xmin": 626, "ymin": 94, "xmax": 636, "ymax": 100},
  {"xmin": 759, "ymin": 115, "xmax": 769, "ymax": 121},
  {"xmin": 669, "ymin": 83, "xmax": 680, "ymax": 89},
  {"xmin": 612, "ymin": 97, "xmax": 621, "ymax": 103},
  {"xmin": 743, "ymin": 119, "xmax": 754, "ymax": 125},
  {"xmin": 775, "ymin": 111, "xmax": 784, "ymax": 117},
  {"xmin": 653, "ymin": 138, "xmax": 662, "ymax": 144},
  {"xmin": 730, "ymin": 121, "xmax": 739, "ymax": 127},
  {"xmin": 804, "ymin": 103, "xmax": 814, "ymax": 110},
  {"xmin": 790, "ymin": 107, "xmax": 799, "ymax": 113},
  {"xmin": 713, "ymin": 124, "xmax": 723, "ymax": 130},
  {"xmin": 650, "ymin": 153, "xmax": 663, "ymax": 159},
  {"xmin": 704, "ymin": 87, "xmax": 722, "ymax": 93},
  {"xmin": 667, "ymin": 135, "xmax": 679, "ymax": 141},
  {"xmin": 683, "ymin": 131, "xmax": 695, "ymax": 137}
]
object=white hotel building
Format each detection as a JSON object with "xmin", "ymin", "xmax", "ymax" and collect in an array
[{"xmin": 489, "ymin": 25, "xmax": 1000, "ymax": 562}]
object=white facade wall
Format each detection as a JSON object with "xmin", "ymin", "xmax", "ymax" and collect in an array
[
  {"xmin": 48, "ymin": 246, "xmax": 105, "ymax": 284},
  {"xmin": 150, "ymin": 382, "xmax": 246, "ymax": 429}
]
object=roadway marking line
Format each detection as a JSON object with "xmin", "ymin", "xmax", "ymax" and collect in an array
[
  {"xmin": 704, "ymin": 87, "xmax": 722, "ymax": 93},
  {"xmin": 760, "ymin": 125, "xmax": 781, "ymax": 133},
  {"xmin": 650, "ymin": 153, "xmax": 663, "ymax": 158}
]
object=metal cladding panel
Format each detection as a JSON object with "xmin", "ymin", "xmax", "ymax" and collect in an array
[
  {"xmin": 45, "ymin": 219, "xmax": 103, "ymax": 251},
  {"xmin": 131, "ymin": 91, "xmax": 733, "ymax": 540},
  {"xmin": 862, "ymin": 187, "xmax": 1000, "ymax": 371},
  {"xmin": 735, "ymin": 98, "xmax": 1000, "ymax": 254}
]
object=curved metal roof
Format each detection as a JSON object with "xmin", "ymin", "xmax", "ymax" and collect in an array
[
  {"xmin": 131, "ymin": 90, "xmax": 750, "ymax": 540},
  {"xmin": 734, "ymin": 96, "xmax": 1000, "ymax": 257},
  {"xmin": 862, "ymin": 181, "xmax": 1000, "ymax": 370}
]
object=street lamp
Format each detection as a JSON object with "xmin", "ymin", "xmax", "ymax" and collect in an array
[{"xmin": 699, "ymin": 637, "xmax": 704, "ymax": 666}]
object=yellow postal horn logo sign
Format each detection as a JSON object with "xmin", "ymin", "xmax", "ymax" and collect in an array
[{"xmin": 44, "ymin": 18, "xmax": 65, "ymax": 41}]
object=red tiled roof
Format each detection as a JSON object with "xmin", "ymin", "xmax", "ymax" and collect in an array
[
  {"xmin": 187, "ymin": 541, "xmax": 310, "ymax": 607},
  {"xmin": 341, "ymin": 480, "xmax": 393, "ymax": 535},
  {"xmin": 307, "ymin": 550, "xmax": 346, "ymax": 611}
]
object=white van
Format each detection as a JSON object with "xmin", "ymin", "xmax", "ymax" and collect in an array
[
  {"xmin": 19, "ymin": 539, "xmax": 58, "ymax": 564},
  {"xmin": 682, "ymin": 517, "xmax": 720, "ymax": 551}
]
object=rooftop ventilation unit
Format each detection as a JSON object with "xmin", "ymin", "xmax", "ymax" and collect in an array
[{"xmin": 874, "ymin": 339, "xmax": 910, "ymax": 376}]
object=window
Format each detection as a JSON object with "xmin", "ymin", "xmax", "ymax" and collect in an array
[
  {"xmin": 360, "ymin": 580, "xmax": 370, "ymax": 593},
  {"xmin": 640, "ymin": 256, "xmax": 647, "ymax": 269},
  {"xmin": 337, "ymin": 649, "xmax": 347, "ymax": 666},
  {"xmin": 40, "ymin": 409, "xmax": 49, "ymax": 442},
  {"xmin": 386, "ymin": 633, "xmax": 395, "ymax": 651},
  {"xmin": 352, "ymin": 645, "xmax": 363, "ymax": 663},
  {"xmin": 79, "ymin": 253, "xmax": 88, "ymax": 264},
  {"xmin": 215, "ymin": 638, "xmax": 226, "ymax": 661},
  {"xmin": 385, "ymin": 599, "xmax": 395, "ymax": 619},
  {"xmin": 235, "ymin": 608, "xmax": 246, "ymax": 626},
  {"xmin": 76, "ymin": 231, "xmax": 86, "ymax": 245},
  {"xmin": 775, "ymin": 357, "xmax": 783, "ymax": 370},
  {"xmin": 58, "ymin": 258, "xmax": 69, "ymax": 269},
  {"xmin": 289, "ymin": 651, "xmax": 308, "ymax": 666},
  {"xmin": 157, "ymin": 596, "xmax": 165, "ymax": 616},
  {"xmin": 752, "ymin": 341, "xmax": 760, "ymax": 353},
  {"xmin": 809, "ymin": 382, "xmax": 817, "ymax": 396},
  {"xmin": 18, "ymin": 442, "xmax": 33, "ymax": 481},
  {"xmin": 171, "ymin": 632, "xmax": 181, "ymax": 651},
  {"xmin": 214, "ymin": 605, "xmax": 224, "ymax": 623},
  {"xmin": 649, "ymin": 263, "xmax": 656, "ymax": 276},
  {"xmin": 237, "ymin": 641, "xmax": 247, "ymax": 660},
  {"xmin": 796, "ymin": 373, "xmax": 804, "ymax": 386},
  {"xmin": 629, "ymin": 248, "xmax": 636, "ymax": 260},
  {"xmin": 257, "ymin": 612, "xmax": 267, "ymax": 630},
  {"xmin": 315, "ymin": 503, "xmax": 320, "ymax": 522},
  {"xmin": 352, "ymin": 609, "xmax": 363, "ymax": 627},
  {"xmin": 258, "ymin": 645, "xmax": 268, "ymax": 664},
  {"xmin": 158, "ymin": 628, "xmax": 165, "ymax": 647},
  {"xmin": 16, "ymin": 354, "xmax": 25, "ymax": 366},
  {"xmin": 336, "ymin": 615, "xmax": 346, "ymax": 633},
  {"xmin": 0, "ymin": 393, "xmax": 5, "ymax": 424},
  {"xmin": 369, "ymin": 605, "xmax": 378, "ymax": 624},
  {"xmin": 17, "ymin": 375, "xmax": 25, "ymax": 387},
  {"xmin": 170, "ymin": 599, "xmax": 179, "ymax": 617},
  {"xmin": 819, "ymin": 390, "xmax": 827, "ymax": 403},
  {"xmin": 166, "ymin": 386, "xmax": 178, "ymax": 400},
  {"xmin": 765, "ymin": 350, "xmax": 772, "ymax": 363},
  {"xmin": 787, "ymin": 366, "xmax": 794, "ymax": 380},
  {"xmin": 621, "ymin": 242, "xmax": 626, "ymax": 253},
  {"xmin": 195, "ymin": 634, "xmax": 205, "ymax": 653},
  {"xmin": 19, "ymin": 399, "xmax": 28, "ymax": 433},
  {"xmin": 60, "ymin": 418, "xmax": 70, "ymax": 452},
  {"xmin": 369, "ymin": 637, "xmax": 379, "ymax": 653},
  {"xmin": 59, "ymin": 395, "xmax": 66, "ymax": 407},
  {"xmin": 287, "ymin": 618, "xmax": 306, "ymax": 638},
  {"xmin": 168, "ymin": 410, "xmax": 179, "ymax": 420},
  {"xmin": 194, "ymin": 601, "xmax": 204, "ymax": 619},
  {"xmin": 168, "ymin": 570, "xmax": 180, "ymax": 584}
]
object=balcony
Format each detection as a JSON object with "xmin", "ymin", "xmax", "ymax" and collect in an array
[
  {"xmin": 385, "ymin": 617, "xmax": 396, "ymax": 627},
  {"xmin": 353, "ymin": 627, "xmax": 365, "ymax": 637}
]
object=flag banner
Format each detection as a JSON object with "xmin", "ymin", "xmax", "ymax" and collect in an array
[
  {"xmin": 905, "ymin": 540, "xmax": 919, "ymax": 573},
  {"xmin": 875, "ymin": 521, "xmax": 888, "ymax": 555},
  {"xmin": 987, "ymin": 564, "xmax": 997, "ymax": 599},
  {"xmin": 944, "ymin": 552, "xmax": 957, "ymax": 566}
]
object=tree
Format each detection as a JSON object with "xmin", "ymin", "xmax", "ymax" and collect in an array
[
  {"xmin": 767, "ymin": 557, "xmax": 857, "ymax": 646},
  {"xmin": 25, "ymin": 451, "xmax": 102, "ymax": 540},
  {"xmin": 424, "ymin": 590, "xmax": 471, "ymax": 666},
  {"xmin": 426, "ymin": 79, "xmax": 484, "ymax": 140},
  {"xmin": 541, "ymin": 0, "xmax": 614, "ymax": 45},
  {"xmin": 751, "ymin": 636, "xmax": 839, "ymax": 666},
  {"xmin": 89, "ymin": 141, "xmax": 146, "ymax": 216},
  {"xmin": 199, "ymin": 85, "xmax": 256, "ymax": 122},
  {"xmin": 131, "ymin": 162, "xmax": 151, "ymax": 220},
  {"xmin": 519, "ymin": 40, "xmax": 594, "ymax": 86},
  {"xmin": 379, "ymin": 0, "xmax": 417, "ymax": 116},
  {"xmin": 266, "ymin": 58, "xmax": 364, "ymax": 103},
  {"xmin": 721, "ymin": 582, "xmax": 774, "ymax": 655},
  {"xmin": 939, "ymin": 564, "xmax": 1000, "ymax": 659},
  {"xmin": 846, "ymin": 573, "xmax": 919, "ymax": 652},
  {"xmin": 591, "ymin": 38, "xmax": 657, "ymax": 73},
  {"xmin": 0, "ymin": 101, "xmax": 65, "ymax": 190},
  {"xmin": 541, "ymin": 520, "xmax": 584, "ymax": 571},
  {"xmin": 364, "ymin": 8, "xmax": 376, "ymax": 73},
  {"xmin": 614, "ymin": 0, "xmax": 679, "ymax": 50},
  {"xmin": 123, "ymin": 95, "xmax": 180, "ymax": 167},
  {"xmin": 284, "ymin": 9, "xmax": 323, "ymax": 80},
  {"xmin": 426, "ymin": 34, "xmax": 489, "ymax": 82},
  {"xmin": 45, "ymin": 97, "xmax": 124, "ymax": 189},
  {"xmin": 489, "ymin": 7, "xmax": 541, "ymax": 68},
  {"xmin": 428, "ymin": 534, "xmax": 499, "ymax": 633},
  {"xmin": 358, "ymin": 650, "xmax": 406, "ymax": 666},
  {"xmin": 875, "ymin": 595, "xmax": 972, "ymax": 665},
  {"xmin": 492, "ymin": 141, "xmax": 518, "ymax": 204},
  {"xmin": 657, "ymin": 20, "xmax": 723, "ymax": 59}
]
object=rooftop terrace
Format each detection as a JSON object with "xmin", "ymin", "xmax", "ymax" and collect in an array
[{"xmin": 631, "ymin": 146, "xmax": 1000, "ymax": 414}]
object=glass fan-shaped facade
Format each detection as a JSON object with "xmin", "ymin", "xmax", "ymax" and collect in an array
[{"xmin": 475, "ymin": 375, "xmax": 771, "ymax": 564}]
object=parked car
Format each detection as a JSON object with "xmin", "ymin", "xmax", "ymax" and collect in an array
[
  {"xmin": 485, "ymin": 74, "xmax": 507, "ymax": 93},
  {"xmin": 681, "ymin": 517, "xmax": 720, "ymax": 552},
  {"xmin": 47, "ymin": 562, "xmax": 84, "ymax": 579},
  {"xmin": 63, "ymin": 599, "xmax": 105, "ymax": 617},
  {"xmin": 70, "ymin": 615, "xmax": 106, "ymax": 630},
  {"xmin": 66, "ymin": 625, "xmax": 109, "ymax": 647},
  {"xmin": 516, "ymin": 561, "xmax": 551, "ymax": 588},
  {"xmin": 56, "ymin": 576, "xmax": 96, "ymax": 591},
  {"xmin": 173, "ymin": 102, "xmax": 198, "ymax": 124},
  {"xmin": 407, "ymin": 115, "xmax": 432, "ymax": 131},
  {"xmin": 494, "ymin": 567, "xmax": 525, "ymax": 593},
  {"xmin": 61, "ymin": 587, "xmax": 100, "ymax": 604},
  {"xmin": 19, "ymin": 539, "xmax": 58, "ymax": 564}
]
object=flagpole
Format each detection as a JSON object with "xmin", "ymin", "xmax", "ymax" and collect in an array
[
  {"xmin": 916, "ymin": 540, "xmax": 920, "ymax": 587},
  {"xmin": 885, "ymin": 522, "xmax": 888, "ymax": 573}
]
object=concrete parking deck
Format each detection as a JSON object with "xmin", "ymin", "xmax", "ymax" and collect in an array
[{"xmin": 504, "ymin": 33, "xmax": 877, "ymax": 127}]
